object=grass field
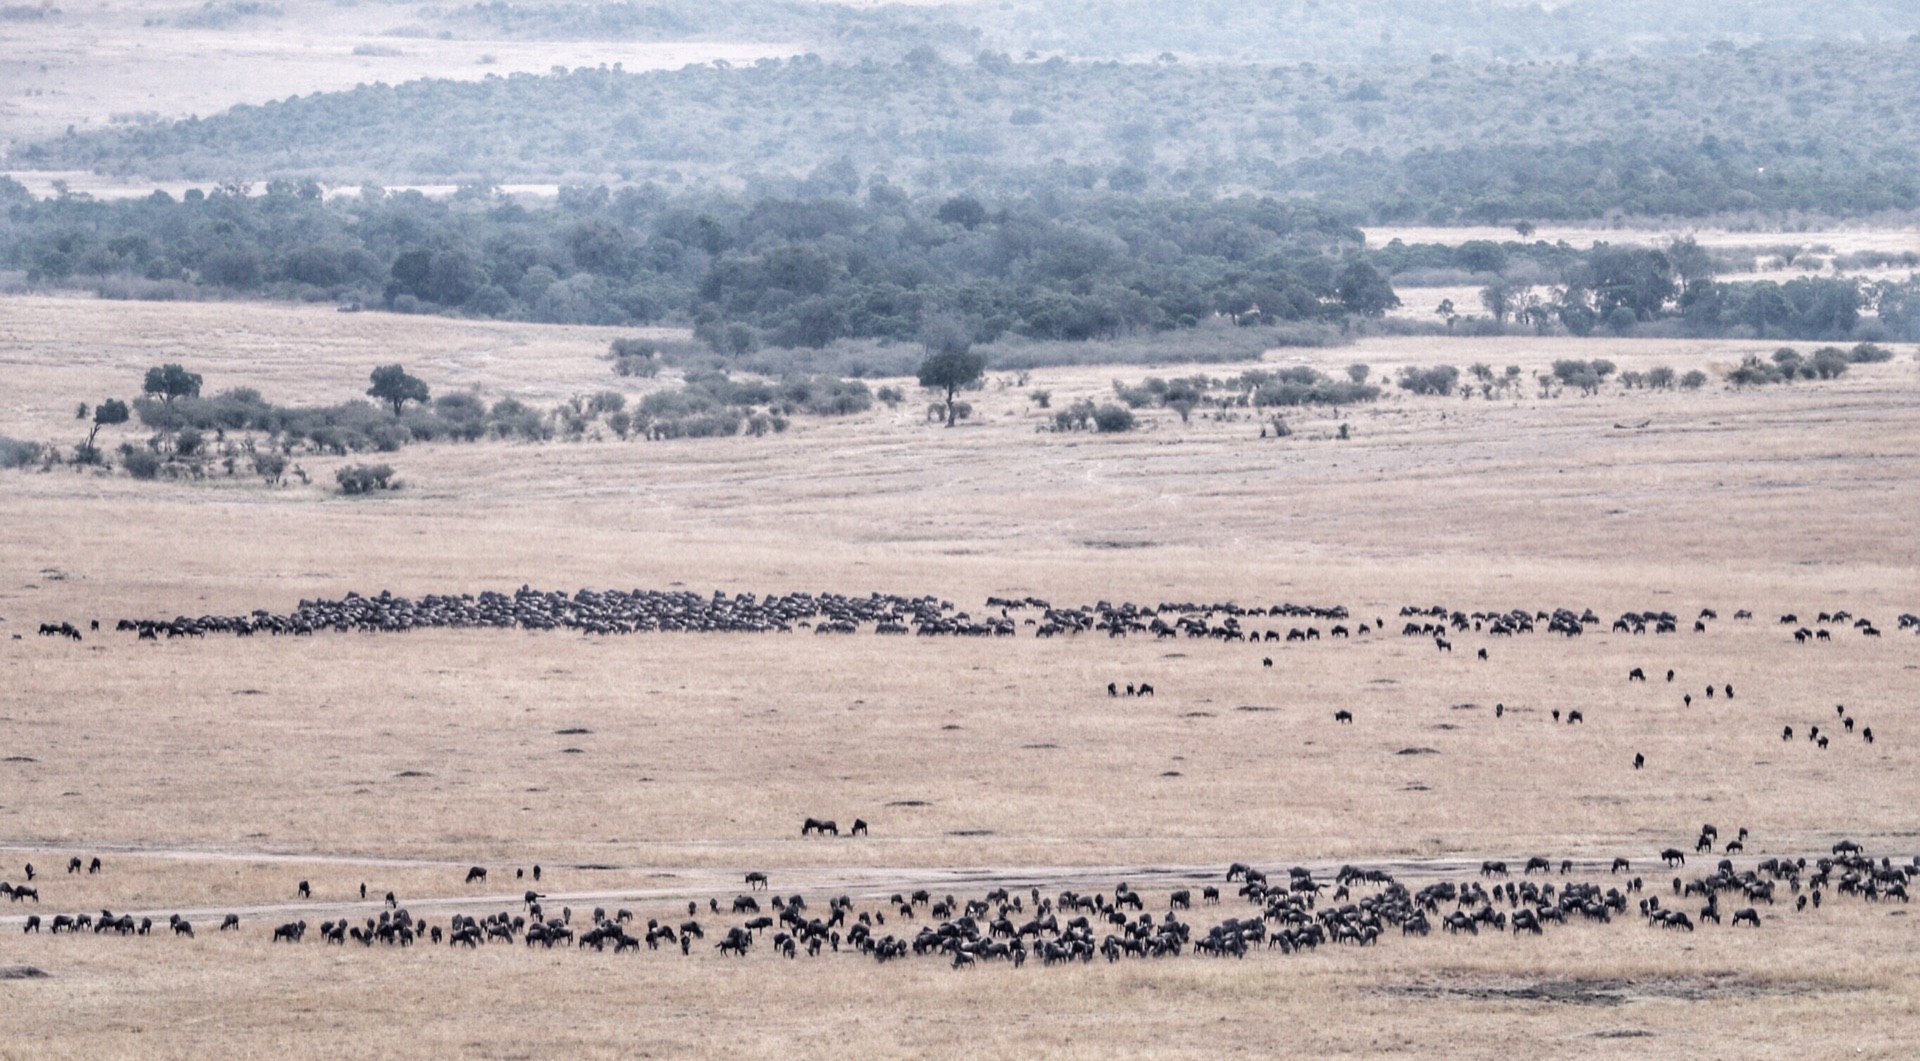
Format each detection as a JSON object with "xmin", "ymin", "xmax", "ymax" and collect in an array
[{"xmin": 1, "ymin": 295, "xmax": 1918, "ymax": 1056}]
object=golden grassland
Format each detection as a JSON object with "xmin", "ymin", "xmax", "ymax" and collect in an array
[{"xmin": 1, "ymin": 295, "xmax": 1919, "ymax": 1056}]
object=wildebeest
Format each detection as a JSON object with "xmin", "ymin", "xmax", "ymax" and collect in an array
[
  {"xmin": 745, "ymin": 871, "xmax": 769, "ymax": 889},
  {"xmin": 221, "ymin": 914, "xmax": 241, "ymax": 931},
  {"xmin": 1634, "ymin": 753, "xmax": 1645, "ymax": 770},
  {"xmin": 1567, "ymin": 710, "xmax": 1584, "ymax": 724},
  {"xmin": 1629, "ymin": 668, "xmax": 1646, "ymax": 681},
  {"xmin": 1661, "ymin": 848, "xmax": 1686, "ymax": 866},
  {"xmin": 851, "ymin": 819, "xmax": 868, "ymax": 836},
  {"xmin": 1333, "ymin": 710, "xmax": 1353, "ymax": 724},
  {"xmin": 1732, "ymin": 908, "xmax": 1761, "ymax": 927},
  {"xmin": 465, "ymin": 866, "xmax": 487, "ymax": 884},
  {"xmin": 802, "ymin": 818, "xmax": 839, "ymax": 837},
  {"xmin": 297, "ymin": 880, "xmax": 311, "ymax": 899}
]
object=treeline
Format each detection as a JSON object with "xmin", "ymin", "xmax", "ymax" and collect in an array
[
  {"xmin": 1378, "ymin": 237, "xmax": 1920, "ymax": 342},
  {"xmin": 448, "ymin": 0, "xmax": 1915, "ymax": 64},
  {"xmin": 18, "ymin": 42, "xmax": 1920, "ymax": 222},
  {"xmin": 0, "ymin": 180, "xmax": 1396, "ymax": 348}
]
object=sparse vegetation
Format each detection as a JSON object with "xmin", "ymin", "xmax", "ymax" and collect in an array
[{"xmin": 335, "ymin": 462, "xmax": 398, "ymax": 494}]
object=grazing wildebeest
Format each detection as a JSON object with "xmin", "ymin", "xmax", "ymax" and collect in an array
[
  {"xmin": 22, "ymin": 915, "xmax": 39, "ymax": 933},
  {"xmin": 1480, "ymin": 861, "xmax": 1509, "ymax": 877},
  {"xmin": 67, "ymin": 858, "xmax": 82, "ymax": 874},
  {"xmin": 1732, "ymin": 908, "xmax": 1761, "ymax": 927},
  {"xmin": 88, "ymin": 857, "xmax": 101, "ymax": 875},
  {"xmin": 170, "ymin": 915, "xmax": 193, "ymax": 937},
  {"xmin": 1666, "ymin": 669, "xmax": 1675, "ymax": 682},
  {"xmin": 1262, "ymin": 657, "xmax": 1272, "ymax": 668},
  {"xmin": 1137, "ymin": 683, "xmax": 1154, "ymax": 696},
  {"xmin": 802, "ymin": 818, "xmax": 839, "ymax": 837},
  {"xmin": 297, "ymin": 880, "xmax": 311, "ymax": 899},
  {"xmin": 23, "ymin": 864, "xmax": 33, "ymax": 881},
  {"xmin": 1863, "ymin": 727, "xmax": 1874, "ymax": 744},
  {"xmin": 1477, "ymin": 647, "xmax": 1488, "ymax": 660},
  {"xmin": 1524, "ymin": 857, "xmax": 1550, "ymax": 874},
  {"xmin": 1333, "ymin": 710, "xmax": 1353, "ymax": 724},
  {"xmin": 1634, "ymin": 753, "xmax": 1645, "ymax": 770},
  {"xmin": 1169, "ymin": 890, "xmax": 1191, "ymax": 910},
  {"xmin": 1107, "ymin": 682, "xmax": 1118, "ymax": 697},
  {"xmin": 1202, "ymin": 886, "xmax": 1220, "ymax": 904},
  {"xmin": 465, "ymin": 866, "xmax": 487, "ymax": 884},
  {"xmin": 1684, "ymin": 694, "xmax": 1692, "ymax": 707},
  {"xmin": 1662, "ymin": 848, "xmax": 1686, "ymax": 866},
  {"xmin": 851, "ymin": 818, "xmax": 868, "ymax": 836},
  {"xmin": 732, "ymin": 895, "xmax": 760, "ymax": 913},
  {"xmin": 1783, "ymin": 726, "xmax": 1793, "ymax": 741},
  {"xmin": 1612, "ymin": 858, "xmax": 1631, "ymax": 874},
  {"xmin": 1629, "ymin": 668, "xmax": 1646, "ymax": 681},
  {"xmin": 221, "ymin": 914, "xmax": 240, "ymax": 931},
  {"xmin": 745, "ymin": 872, "xmax": 769, "ymax": 890},
  {"xmin": 1567, "ymin": 710, "xmax": 1584, "ymax": 724}
]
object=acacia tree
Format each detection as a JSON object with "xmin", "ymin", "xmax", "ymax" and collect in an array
[
  {"xmin": 85, "ymin": 398, "xmax": 129, "ymax": 448},
  {"xmin": 917, "ymin": 349, "xmax": 985, "ymax": 427},
  {"xmin": 142, "ymin": 363, "xmax": 202, "ymax": 404},
  {"xmin": 367, "ymin": 364, "xmax": 430, "ymax": 416}
]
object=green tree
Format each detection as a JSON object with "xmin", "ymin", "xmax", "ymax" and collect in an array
[
  {"xmin": 917, "ymin": 349, "xmax": 986, "ymax": 427},
  {"xmin": 86, "ymin": 398, "xmax": 129, "ymax": 448},
  {"xmin": 367, "ymin": 364, "xmax": 430, "ymax": 416},
  {"xmin": 143, "ymin": 364, "xmax": 202, "ymax": 404},
  {"xmin": 1336, "ymin": 260, "xmax": 1400, "ymax": 318}
]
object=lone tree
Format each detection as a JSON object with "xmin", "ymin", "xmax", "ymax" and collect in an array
[
  {"xmin": 368, "ymin": 364, "xmax": 430, "ymax": 416},
  {"xmin": 142, "ymin": 363, "xmax": 202, "ymax": 405},
  {"xmin": 86, "ymin": 398, "xmax": 129, "ymax": 448},
  {"xmin": 917, "ymin": 348, "xmax": 985, "ymax": 428}
]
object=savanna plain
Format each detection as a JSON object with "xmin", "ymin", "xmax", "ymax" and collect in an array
[{"xmin": 0, "ymin": 298, "xmax": 1917, "ymax": 1056}]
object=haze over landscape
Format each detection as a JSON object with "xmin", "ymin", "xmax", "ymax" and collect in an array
[{"xmin": 2, "ymin": 2, "xmax": 1918, "ymax": 1056}]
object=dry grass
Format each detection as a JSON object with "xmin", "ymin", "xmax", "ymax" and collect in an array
[
  {"xmin": 0, "ymin": 0, "xmax": 782, "ymax": 146},
  {"xmin": 1, "ymin": 295, "xmax": 1918, "ymax": 1055}
]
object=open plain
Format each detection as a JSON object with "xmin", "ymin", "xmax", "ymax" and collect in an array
[{"xmin": 2, "ymin": 296, "xmax": 1919, "ymax": 1056}]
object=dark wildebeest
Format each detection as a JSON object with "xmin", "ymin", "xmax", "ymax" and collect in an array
[
  {"xmin": 1612, "ymin": 858, "xmax": 1631, "ymax": 874},
  {"xmin": 1634, "ymin": 753, "xmax": 1645, "ymax": 770},
  {"xmin": 851, "ymin": 819, "xmax": 868, "ymax": 836},
  {"xmin": 1138, "ymin": 683, "xmax": 1155, "ymax": 696},
  {"xmin": 1661, "ymin": 848, "xmax": 1686, "ymax": 866},
  {"xmin": 745, "ymin": 871, "xmax": 770, "ymax": 890},
  {"xmin": 1567, "ymin": 710, "xmax": 1584, "ymax": 724},
  {"xmin": 88, "ymin": 857, "xmax": 101, "ymax": 874},
  {"xmin": 1629, "ymin": 668, "xmax": 1646, "ymax": 681},
  {"xmin": 221, "ymin": 914, "xmax": 240, "ymax": 931},
  {"xmin": 297, "ymin": 880, "xmax": 311, "ymax": 899},
  {"xmin": 465, "ymin": 866, "xmax": 487, "ymax": 884},
  {"xmin": 1333, "ymin": 709, "xmax": 1353, "ymax": 723},
  {"xmin": 802, "ymin": 818, "xmax": 838, "ymax": 837}
]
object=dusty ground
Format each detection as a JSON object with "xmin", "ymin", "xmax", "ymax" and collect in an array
[{"xmin": 1, "ymin": 295, "xmax": 1918, "ymax": 1055}]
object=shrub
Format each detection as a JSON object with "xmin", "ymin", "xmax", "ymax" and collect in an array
[
  {"xmin": 1646, "ymin": 366, "xmax": 1676, "ymax": 390},
  {"xmin": 0, "ymin": 436, "xmax": 42, "ymax": 469},
  {"xmin": 1848, "ymin": 342, "xmax": 1894, "ymax": 363},
  {"xmin": 335, "ymin": 462, "xmax": 397, "ymax": 494},
  {"xmin": 1396, "ymin": 365, "xmax": 1459, "ymax": 396},
  {"xmin": 122, "ymin": 447, "xmax": 162, "ymax": 479},
  {"xmin": 1092, "ymin": 404, "xmax": 1136, "ymax": 433},
  {"xmin": 876, "ymin": 385, "xmax": 904, "ymax": 406},
  {"xmin": 253, "ymin": 450, "xmax": 288, "ymax": 484},
  {"xmin": 1680, "ymin": 369, "xmax": 1708, "ymax": 390}
]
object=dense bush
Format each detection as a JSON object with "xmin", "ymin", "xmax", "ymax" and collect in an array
[
  {"xmin": 0, "ymin": 436, "xmax": 42, "ymax": 469},
  {"xmin": 1396, "ymin": 365, "xmax": 1460, "ymax": 396},
  {"xmin": 1091, "ymin": 404, "xmax": 1137, "ymax": 433},
  {"xmin": 335, "ymin": 463, "xmax": 398, "ymax": 494}
]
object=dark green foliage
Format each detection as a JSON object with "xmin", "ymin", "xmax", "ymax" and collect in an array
[
  {"xmin": 121, "ymin": 447, "xmax": 162, "ymax": 480},
  {"xmin": 0, "ymin": 185, "xmax": 1382, "ymax": 346},
  {"xmin": 367, "ymin": 364, "xmax": 431, "ymax": 415},
  {"xmin": 1396, "ymin": 365, "xmax": 1459, "ymax": 396},
  {"xmin": 0, "ymin": 436, "xmax": 42, "ymax": 469},
  {"xmin": 335, "ymin": 462, "xmax": 398, "ymax": 494},
  {"xmin": 918, "ymin": 348, "xmax": 987, "ymax": 426},
  {"xmin": 1680, "ymin": 369, "xmax": 1708, "ymax": 390},
  {"xmin": 1091, "ymin": 404, "xmax": 1136, "ymax": 432},
  {"xmin": 143, "ymin": 363, "xmax": 202, "ymax": 403},
  {"xmin": 22, "ymin": 40, "xmax": 1919, "ymax": 223}
]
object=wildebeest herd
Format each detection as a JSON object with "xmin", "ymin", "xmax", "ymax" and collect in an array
[
  {"xmin": 8, "ymin": 839, "xmax": 1914, "ymax": 968},
  {"xmin": 23, "ymin": 585, "xmax": 1915, "ymax": 645},
  {"xmin": 10, "ymin": 588, "xmax": 1911, "ymax": 975}
]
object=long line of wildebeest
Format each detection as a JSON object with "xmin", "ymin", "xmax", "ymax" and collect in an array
[
  {"xmin": 6, "ymin": 843, "xmax": 1915, "ymax": 966},
  {"xmin": 21, "ymin": 585, "xmax": 1918, "ymax": 640}
]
